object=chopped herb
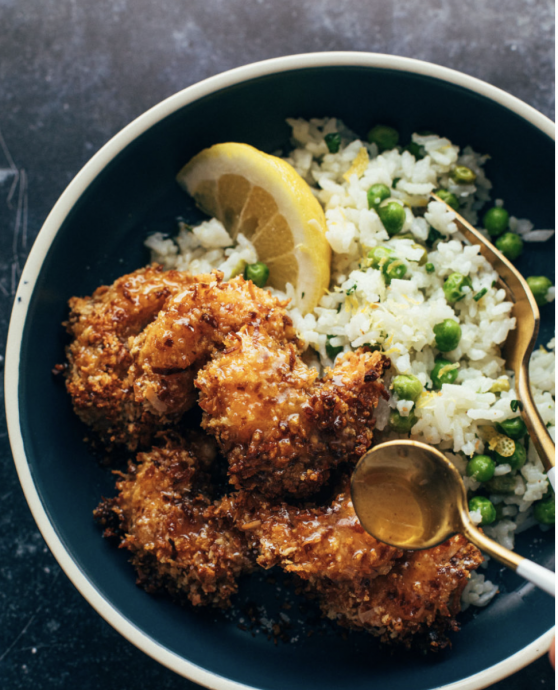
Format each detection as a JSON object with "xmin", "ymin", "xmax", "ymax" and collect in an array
[
  {"xmin": 510, "ymin": 399, "xmax": 524, "ymax": 413},
  {"xmin": 404, "ymin": 142, "xmax": 425, "ymax": 159},
  {"xmin": 346, "ymin": 284, "xmax": 357, "ymax": 295},
  {"xmin": 326, "ymin": 335, "xmax": 344, "ymax": 360},
  {"xmin": 473, "ymin": 288, "xmax": 488, "ymax": 302},
  {"xmin": 426, "ymin": 226, "xmax": 443, "ymax": 247},
  {"xmin": 324, "ymin": 132, "xmax": 341, "ymax": 154},
  {"xmin": 301, "ymin": 292, "xmax": 305, "ymax": 298},
  {"xmin": 392, "ymin": 177, "xmax": 401, "ymax": 189},
  {"xmin": 176, "ymin": 218, "xmax": 193, "ymax": 232},
  {"xmin": 492, "ymin": 280, "xmax": 498, "ymax": 288}
]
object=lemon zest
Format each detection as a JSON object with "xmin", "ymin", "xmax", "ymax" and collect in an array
[
  {"xmin": 438, "ymin": 362, "xmax": 460, "ymax": 378},
  {"xmin": 416, "ymin": 391, "xmax": 438, "ymax": 409},
  {"xmin": 343, "ymin": 147, "xmax": 369, "ymax": 181},
  {"xmin": 490, "ymin": 376, "xmax": 510, "ymax": 393}
]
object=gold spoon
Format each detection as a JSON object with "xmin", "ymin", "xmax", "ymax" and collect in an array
[
  {"xmin": 431, "ymin": 193, "xmax": 555, "ymax": 489},
  {"xmin": 351, "ymin": 440, "xmax": 555, "ymax": 596}
]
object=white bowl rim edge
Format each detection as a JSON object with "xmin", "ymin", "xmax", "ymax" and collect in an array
[{"xmin": 5, "ymin": 51, "xmax": 555, "ymax": 690}]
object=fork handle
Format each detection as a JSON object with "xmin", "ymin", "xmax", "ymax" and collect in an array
[
  {"xmin": 516, "ymin": 360, "xmax": 555, "ymax": 489},
  {"xmin": 547, "ymin": 467, "xmax": 556, "ymax": 491}
]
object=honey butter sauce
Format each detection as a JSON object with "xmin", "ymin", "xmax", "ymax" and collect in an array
[
  {"xmin": 351, "ymin": 442, "xmax": 461, "ymax": 549},
  {"xmin": 354, "ymin": 470, "xmax": 426, "ymax": 546}
]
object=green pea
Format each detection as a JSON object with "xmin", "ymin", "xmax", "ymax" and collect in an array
[
  {"xmin": 405, "ymin": 141, "xmax": 425, "ymax": 159},
  {"xmin": 378, "ymin": 201, "xmax": 406, "ymax": 236},
  {"xmin": 443, "ymin": 272, "xmax": 473, "ymax": 303},
  {"xmin": 324, "ymin": 132, "xmax": 341, "ymax": 154},
  {"xmin": 430, "ymin": 358, "xmax": 459, "ymax": 389},
  {"xmin": 383, "ymin": 258, "xmax": 407, "ymax": 283},
  {"xmin": 496, "ymin": 418, "xmax": 527, "ymax": 440},
  {"xmin": 526, "ymin": 276, "xmax": 553, "ymax": 307},
  {"xmin": 425, "ymin": 262, "xmax": 435, "ymax": 274},
  {"xmin": 367, "ymin": 124, "xmax": 399, "ymax": 152},
  {"xmin": 389, "ymin": 409, "xmax": 418, "ymax": 433},
  {"xmin": 393, "ymin": 374, "xmax": 423, "ymax": 402},
  {"xmin": 244, "ymin": 261, "xmax": 270, "ymax": 288},
  {"xmin": 533, "ymin": 496, "xmax": 555, "ymax": 525},
  {"xmin": 433, "ymin": 319, "xmax": 462, "ymax": 352},
  {"xmin": 466, "ymin": 455, "xmax": 496, "ymax": 482},
  {"xmin": 435, "ymin": 189, "xmax": 459, "ymax": 211},
  {"xmin": 325, "ymin": 335, "xmax": 344, "ymax": 361},
  {"xmin": 495, "ymin": 442, "xmax": 526, "ymax": 471},
  {"xmin": 482, "ymin": 207, "xmax": 509, "ymax": 237},
  {"xmin": 468, "ymin": 496, "xmax": 497, "ymax": 525},
  {"xmin": 495, "ymin": 232, "xmax": 523, "ymax": 261},
  {"xmin": 485, "ymin": 475, "xmax": 516, "ymax": 495},
  {"xmin": 367, "ymin": 183, "xmax": 391, "ymax": 210},
  {"xmin": 450, "ymin": 165, "xmax": 477, "ymax": 184},
  {"xmin": 367, "ymin": 245, "xmax": 394, "ymax": 268}
]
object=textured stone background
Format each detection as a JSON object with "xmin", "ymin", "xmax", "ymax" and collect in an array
[{"xmin": 0, "ymin": 1, "xmax": 554, "ymax": 688}]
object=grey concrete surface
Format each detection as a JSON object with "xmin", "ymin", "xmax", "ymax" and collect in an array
[{"xmin": 0, "ymin": 1, "xmax": 554, "ymax": 688}]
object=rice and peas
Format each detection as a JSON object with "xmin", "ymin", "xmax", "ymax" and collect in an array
[{"xmin": 146, "ymin": 118, "xmax": 555, "ymax": 609}]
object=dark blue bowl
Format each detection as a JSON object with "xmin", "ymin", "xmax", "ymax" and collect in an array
[{"xmin": 6, "ymin": 54, "xmax": 555, "ymax": 690}]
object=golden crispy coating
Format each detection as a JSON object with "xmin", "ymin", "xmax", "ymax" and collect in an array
[
  {"xmin": 76, "ymin": 267, "xmax": 481, "ymax": 647},
  {"xmin": 222, "ymin": 482, "xmax": 401, "ymax": 581},
  {"xmin": 315, "ymin": 535, "xmax": 483, "ymax": 648},
  {"xmin": 130, "ymin": 273, "xmax": 300, "ymax": 419},
  {"xmin": 64, "ymin": 266, "xmax": 198, "ymax": 450},
  {"xmin": 221, "ymin": 481, "xmax": 483, "ymax": 647},
  {"xmin": 95, "ymin": 433, "xmax": 254, "ymax": 608},
  {"xmin": 196, "ymin": 327, "xmax": 390, "ymax": 497}
]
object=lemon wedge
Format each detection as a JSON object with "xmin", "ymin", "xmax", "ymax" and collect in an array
[{"xmin": 176, "ymin": 142, "xmax": 331, "ymax": 313}]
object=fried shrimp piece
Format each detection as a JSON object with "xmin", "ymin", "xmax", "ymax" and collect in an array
[
  {"xmin": 94, "ymin": 433, "xmax": 254, "ymax": 608},
  {"xmin": 196, "ymin": 327, "xmax": 390, "ymax": 497},
  {"xmin": 316, "ymin": 534, "xmax": 483, "ymax": 649},
  {"xmin": 64, "ymin": 265, "xmax": 198, "ymax": 451},
  {"xmin": 223, "ymin": 482, "xmax": 401, "ymax": 581},
  {"xmin": 222, "ymin": 482, "xmax": 482, "ymax": 648},
  {"xmin": 130, "ymin": 273, "xmax": 300, "ymax": 418}
]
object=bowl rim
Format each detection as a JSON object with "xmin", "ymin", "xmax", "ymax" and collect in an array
[{"xmin": 5, "ymin": 51, "xmax": 555, "ymax": 690}]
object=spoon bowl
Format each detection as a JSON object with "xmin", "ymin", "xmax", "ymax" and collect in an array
[
  {"xmin": 351, "ymin": 440, "xmax": 465, "ymax": 550},
  {"xmin": 351, "ymin": 440, "xmax": 555, "ymax": 596}
]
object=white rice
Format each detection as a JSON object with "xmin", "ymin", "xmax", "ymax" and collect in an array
[{"xmin": 147, "ymin": 118, "xmax": 555, "ymax": 609}]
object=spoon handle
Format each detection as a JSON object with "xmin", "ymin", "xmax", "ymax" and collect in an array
[
  {"xmin": 463, "ymin": 521, "xmax": 555, "ymax": 597},
  {"xmin": 516, "ymin": 559, "xmax": 556, "ymax": 597}
]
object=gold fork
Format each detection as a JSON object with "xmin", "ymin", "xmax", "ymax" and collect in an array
[{"xmin": 430, "ymin": 193, "xmax": 555, "ymax": 489}]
